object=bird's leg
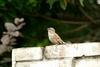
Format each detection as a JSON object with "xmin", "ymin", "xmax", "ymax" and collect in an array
[{"xmin": 63, "ymin": 41, "xmax": 71, "ymax": 45}]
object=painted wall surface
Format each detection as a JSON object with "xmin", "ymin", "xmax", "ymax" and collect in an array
[{"xmin": 12, "ymin": 42, "xmax": 100, "ymax": 67}]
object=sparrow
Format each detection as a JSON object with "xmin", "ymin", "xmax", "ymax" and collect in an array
[{"xmin": 47, "ymin": 27, "xmax": 65, "ymax": 45}]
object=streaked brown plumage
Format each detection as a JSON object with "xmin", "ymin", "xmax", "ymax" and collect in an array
[{"xmin": 47, "ymin": 27, "xmax": 65, "ymax": 45}]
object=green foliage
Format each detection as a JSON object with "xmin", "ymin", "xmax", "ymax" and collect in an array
[
  {"xmin": 79, "ymin": 0, "xmax": 84, "ymax": 6},
  {"xmin": 59, "ymin": 0, "xmax": 67, "ymax": 10},
  {"xmin": 47, "ymin": 0, "xmax": 58, "ymax": 9},
  {"xmin": 0, "ymin": 0, "xmax": 5, "ymax": 7},
  {"xmin": 28, "ymin": 0, "xmax": 39, "ymax": 7},
  {"xmin": 47, "ymin": 0, "xmax": 68, "ymax": 10}
]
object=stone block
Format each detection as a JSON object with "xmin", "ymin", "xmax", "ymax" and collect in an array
[
  {"xmin": 78, "ymin": 42, "xmax": 100, "ymax": 56},
  {"xmin": 30, "ymin": 58, "xmax": 73, "ymax": 67},
  {"xmin": 44, "ymin": 44, "xmax": 82, "ymax": 58},
  {"xmin": 12, "ymin": 47, "xmax": 43, "ymax": 61},
  {"xmin": 16, "ymin": 62, "xmax": 33, "ymax": 67},
  {"xmin": 75, "ymin": 56, "xmax": 100, "ymax": 67},
  {"xmin": 45, "ymin": 42, "xmax": 100, "ymax": 58}
]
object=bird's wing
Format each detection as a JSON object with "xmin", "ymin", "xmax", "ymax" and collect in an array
[{"xmin": 54, "ymin": 33, "xmax": 64, "ymax": 44}]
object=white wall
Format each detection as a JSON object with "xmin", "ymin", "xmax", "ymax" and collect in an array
[{"xmin": 12, "ymin": 42, "xmax": 100, "ymax": 67}]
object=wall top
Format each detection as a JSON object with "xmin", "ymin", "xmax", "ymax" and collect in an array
[{"xmin": 12, "ymin": 42, "xmax": 100, "ymax": 61}]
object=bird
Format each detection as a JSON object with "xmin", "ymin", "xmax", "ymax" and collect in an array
[{"xmin": 47, "ymin": 27, "xmax": 65, "ymax": 45}]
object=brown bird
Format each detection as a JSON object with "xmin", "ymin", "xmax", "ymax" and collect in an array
[{"xmin": 47, "ymin": 27, "xmax": 65, "ymax": 45}]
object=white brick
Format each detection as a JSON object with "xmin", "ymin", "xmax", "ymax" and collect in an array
[
  {"xmin": 75, "ymin": 56, "xmax": 100, "ymax": 67},
  {"xmin": 30, "ymin": 58, "xmax": 73, "ymax": 67},
  {"xmin": 45, "ymin": 42, "xmax": 100, "ymax": 58},
  {"xmin": 12, "ymin": 47, "xmax": 43, "ymax": 61},
  {"xmin": 45, "ymin": 44, "xmax": 82, "ymax": 58},
  {"xmin": 78, "ymin": 42, "xmax": 100, "ymax": 56},
  {"xmin": 16, "ymin": 62, "xmax": 33, "ymax": 67}
]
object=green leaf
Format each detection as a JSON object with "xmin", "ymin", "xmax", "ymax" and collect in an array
[
  {"xmin": 47, "ymin": 0, "xmax": 57, "ymax": 9},
  {"xmin": 79, "ymin": 0, "xmax": 84, "ymax": 6},
  {"xmin": 0, "ymin": 0, "xmax": 5, "ymax": 7},
  {"xmin": 27, "ymin": 0, "xmax": 38, "ymax": 7},
  {"xmin": 59, "ymin": 0, "xmax": 67, "ymax": 10}
]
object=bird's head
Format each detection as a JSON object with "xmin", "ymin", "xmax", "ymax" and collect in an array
[{"xmin": 47, "ymin": 27, "xmax": 55, "ymax": 32}]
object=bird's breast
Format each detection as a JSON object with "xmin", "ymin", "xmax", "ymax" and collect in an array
[{"xmin": 48, "ymin": 32, "xmax": 55, "ymax": 39}]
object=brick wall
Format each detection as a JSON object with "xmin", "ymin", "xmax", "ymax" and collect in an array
[{"xmin": 12, "ymin": 42, "xmax": 100, "ymax": 67}]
